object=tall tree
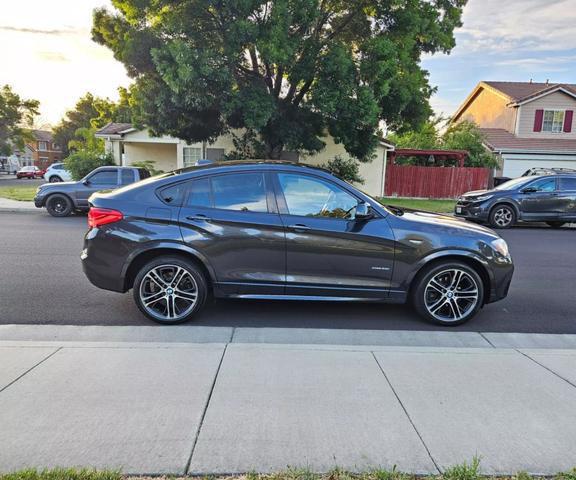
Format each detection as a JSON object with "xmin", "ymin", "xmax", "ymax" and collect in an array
[
  {"xmin": 0, "ymin": 85, "xmax": 39, "ymax": 156},
  {"xmin": 92, "ymin": 0, "xmax": 466, "ymax": 161},
  {"xmin": 53, "ymin": 90, "xmax": 132, "ymax": 156}
]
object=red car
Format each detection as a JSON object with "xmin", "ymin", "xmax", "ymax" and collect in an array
[{"xmin": 16, "ymin": 166, "xmax": 45, "ymax": 179}]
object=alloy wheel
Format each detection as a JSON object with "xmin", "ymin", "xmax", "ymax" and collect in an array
[
  {"xmin": 49, "ymin": 197, "xmax": 67, "ymax": 214},
  {"xmin": 424, "ymin": 268, "xmax": 479, "ymax": 323},
  {"xmin": 139, "ymin": 264, "xmax": 198, "ymax": 321},
  {"xmin": 493, "ymin": 207, "xmax": 513, "ymax": 227}
]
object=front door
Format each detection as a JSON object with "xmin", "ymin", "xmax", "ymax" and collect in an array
[
  {"xmin": 78, "ymin": 169, "xmax": 119, "ymax": 208},
  {"xmin": 273, "ymin": 172, "xmax": 395, "ymax": 298},
  {"xmin": 178, "ymin": 172, "xmax": 286, "ymax": 295},
  {"xmin": 557, "ymin": 176, "xmax": 576, "ymax": 220},
  {"xmin": 518, "ymin": 177, "xmax": 561, "ymax": 220}
]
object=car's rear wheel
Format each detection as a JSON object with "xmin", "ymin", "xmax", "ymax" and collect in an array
[
  {"xmin": 133, "ymin": 256, "xmax": 208, "ymax": 325},
  {"xmin": 45, "ymin": 194, "xmax": 73, "ymax": 217},
  {"xmin": 489, "ymin": 204, "xmax": 516, "ymax": 229},
  {"xmin": 49, "ymin": 175, "xmax": 63, "ymax": 183},
  {"xmin": 412, "ymin": 262, "xmax": 484, "ymax": 326},
  {"xmin": 546, "ymin": 221, "xmax": 566, "ymax": 229}
]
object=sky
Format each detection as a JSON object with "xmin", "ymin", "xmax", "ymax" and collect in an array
[{"xmin": 0, "ymin": 0, "xmax": 575, "ymax": 126}]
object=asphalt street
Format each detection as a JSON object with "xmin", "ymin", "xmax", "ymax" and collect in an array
[
  {"xmin": 0, "ymin": 176, "xmax": 44, "ymax": 187},
  {"xmin": 1, "ymin": 211, "xmax": 575, "ymax": 333}
]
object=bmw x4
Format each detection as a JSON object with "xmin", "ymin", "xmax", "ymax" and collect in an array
[{"xmin": 81, "ymin": 161, "xmax": 514, "ymax": 326}]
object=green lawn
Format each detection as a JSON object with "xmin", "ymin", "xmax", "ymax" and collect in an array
[
  {"xmin": 0, "ymin": 186, "xmax": 37, "ymax": 202},
  {"xmin": 379, "ymin": 197, "xmax": 456, "ymax": 214}
]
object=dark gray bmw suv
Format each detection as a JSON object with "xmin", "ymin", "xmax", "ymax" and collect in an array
[{"xmin": 81, "ymin": 161, "xmax": 514, "ymax": 326}]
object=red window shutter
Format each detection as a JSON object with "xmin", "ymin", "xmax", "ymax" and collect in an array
[
  {"xmin": 564, "ymin": 110, "xmax": 573, "ymax": 133},
  {"xmin": 533, "ymin": 109, "xmax": 544, "ymax": 132}
]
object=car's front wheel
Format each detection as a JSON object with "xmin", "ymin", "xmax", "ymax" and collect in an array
[
  {"xmin": 133, "ymin": 256, "xmax": 208, "ymax": 325},
  {"xmin": 489, "ymin": 204, "xmax": 516, "ymax": 229},
  {"xmin": 45, "ymin": 194, "xmax": 73, "ymax": 217},
  {"xmin": 412, "ymin": 262, "xmax": 484, "ymax": 326}
]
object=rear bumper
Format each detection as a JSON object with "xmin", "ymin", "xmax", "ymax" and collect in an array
[{"xmin": 81, "ymin": 228, "xmax": 127, "ymax": 293}]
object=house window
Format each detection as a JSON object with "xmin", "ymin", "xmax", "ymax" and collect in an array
[
  {"xmin": 183, "ymin": 147, "xmax": 202, "ymax": 167},
  {"xmin": 38, "ymin": 141, "xmax": 48, "ymax": 151},
  {"xmin": 542, "ymin": 110, "xmax": 565, "ymax": 133}
]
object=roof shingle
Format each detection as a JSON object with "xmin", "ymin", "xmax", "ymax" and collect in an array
[
  {"xmin": 480, "ymin": 128, "xmax": 576, "ymax": 154},
  {"xmin": 483, "ymin": 81, "xmax": 576, "ymax": 103},
  {"xmin": 96, "ymin": 122, "xmax": 134, "ymax": 135}
]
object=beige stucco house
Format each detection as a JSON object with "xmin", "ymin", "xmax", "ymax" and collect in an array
[
  {"xmin": 452, "ymin": 81, "xmax": 576, "ymax": 177},
  {"xmin": 95, "ymin": 124, "xmax": 395, "ymax": 197}
]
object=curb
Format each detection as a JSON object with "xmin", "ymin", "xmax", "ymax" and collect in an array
[{"xmin": 0, "ymin": 207, "xmax": 40, "ymax": 214}]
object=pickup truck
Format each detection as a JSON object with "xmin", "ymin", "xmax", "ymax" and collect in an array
[{"xmin": 34, "ymin": 166, "xmax": 151, "ymax": 217}]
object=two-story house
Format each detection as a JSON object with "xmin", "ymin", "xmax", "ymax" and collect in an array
[
  {"xmin": 28, "ymin": 130, "xmax": 62, "ymax": 169},
  {"xmin": 452, "ymin": 81, "xmax": 576, "ymax": 177}
]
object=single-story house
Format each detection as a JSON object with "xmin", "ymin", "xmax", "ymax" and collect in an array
[{"xmin": 95, "ymin": 123, "xmax": 395, "ymax": 197}]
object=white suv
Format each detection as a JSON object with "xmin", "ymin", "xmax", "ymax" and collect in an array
[{"xmin": 44, "ymin": 163, "xmax": 72, "ymax": 183}]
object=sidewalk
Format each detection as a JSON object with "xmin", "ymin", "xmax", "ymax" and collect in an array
[
  {"xmin": 1, "ymin": 325, "xmax": 576, "ymax": 476},
  {"xmin": 0, "ymin": 197, "xmax": 37, "ymax": 213}
]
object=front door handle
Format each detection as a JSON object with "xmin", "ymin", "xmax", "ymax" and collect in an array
[
  {"xmin": 288, "ymin": 224, "xmax": 311, "ymax": 231},
  {"xmin": 187, "ymin": 214, "xmax": 211, "ymax": 222}
]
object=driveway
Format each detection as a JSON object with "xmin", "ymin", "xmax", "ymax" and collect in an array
[{"xmin": 1, "ymin": 212, "xmax": 575, "ymax": 333}]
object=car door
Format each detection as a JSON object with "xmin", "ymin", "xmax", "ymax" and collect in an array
[
  {"xmin": 518, "ymin": 177, "xmax": 561, "ymax": 220},
  {"xmin": 557, "ymin": 176, "xmax": 576, "ymax": 220},
  {"xmin": 76, "ymin": 169, "xmax": 120, "ymax": 208},
  {"xmin": 272, "ymin": 171, "xmax": 395, "ymax": 298},
  {"xmin": 178, "ymin": 171, "xmax": 286, "ymax": 295}
]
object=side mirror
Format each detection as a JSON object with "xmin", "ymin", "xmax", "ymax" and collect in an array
[
  {"xmin": 355, "ymin": 202, "xmax": 372, "ymax": 220},
  {"xmin": 83, "ymin": 179, "xmax": 90, "ymax": 186},
  {"xmin": 521, "ymin": 187, "xmax": 537, "ymax": 193}
]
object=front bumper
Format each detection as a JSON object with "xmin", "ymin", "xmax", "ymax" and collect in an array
[
  {"xmin": 34, "ymin": 194, "xmax": 45, "ymax": 208},
  {"xmin": 454, "ymin": 202, "xmax": 490, "ymax": 222},
  {"xmin": 487, "ymin": 262, "xmax": 514, "ymax": 304}
]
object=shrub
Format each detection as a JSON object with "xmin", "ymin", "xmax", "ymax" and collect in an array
[
  {"xmin": 64, "ymin": 150, "xmax": 115, "ymax": 181},
  {"xmin": 131, "ymin": 160, "xmax": 164, "ymax": 176},
  {"xmin": 320, "ymin": 156, "xmax": 364, "ymax": 184}
]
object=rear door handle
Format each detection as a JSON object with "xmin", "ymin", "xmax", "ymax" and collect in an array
[
  {"xmin": 187, "ymin": 214, "xmax": 211, "ymax": 222},
  {"xmin": 288, "ymin": 224, "xmax": 311, "ymax": 231}
]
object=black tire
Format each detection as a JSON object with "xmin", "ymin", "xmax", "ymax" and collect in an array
[
  {"xmin": 412, "ymin": 261, "xmax": 485, "ymax": 326},
  {"xmin": 489, "ymin": 204, "xmax": 516, "ymax": 229},
  {"xmin": 45, "ymin": 194, "xmax": 73, "ymax": 217},
  {"xmin": 546, "ymin": 221, "xmax": 566, "ymax": 229},
  {"xmin": 133, "ymin": 256, "xmax": 208, "ymax": 325},
  {"xmin": 49, "ymin": 175, "xmax": 63, "ymax": 183}
]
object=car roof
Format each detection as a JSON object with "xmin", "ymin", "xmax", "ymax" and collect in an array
[{"xmin": 174, "ymin": 160, "xmax": 332, "ymax": 176}]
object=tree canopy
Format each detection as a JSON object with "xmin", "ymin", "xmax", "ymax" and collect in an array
[
  {"xmin": 0, "ymin": 85, "xmax": 39, "ymax": 156},
  {"xmin": 92, "ymin": 0, "xmax": 466, "ymax": 161},
  {"xmin": 53, "ymin": 89, "xmax": 132, "ymax": 156}
]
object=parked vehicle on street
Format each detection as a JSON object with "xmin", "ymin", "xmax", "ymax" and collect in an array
[
  {"xmin": 43, "ymin": 162, "xmax": 72, "ymax": 183},
  {"xmin": 455, "ymin": 174, "xmax": 576, "ymax": 228},
  {"xmin": 16, "ymin": 165, "xmax": 45, "ymax": 179},
  {"xmin": 81, "ymin": 161, "xmax": 514, "ymax": 327},
  {"xmin": 34, "ymin": 165, "xmax": 150, "ymax": 217},
  {"xmin": 493, "ymin": 167, "xmax": 576, "ymax": 187}
]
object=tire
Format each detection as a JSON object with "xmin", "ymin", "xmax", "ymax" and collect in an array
[
  {"xmin": 45, "ymin": 194, "xmax": 73, "ymax": 217},
  {"xmin": 133, "ymin": 256, "xmax": 208, "ymax": 325},
  {"xmin": 49, "ymin": 175, "xmax": 63, "ymax": 183},
  {"xmin": 546, "ymin": 221, "xmax": 566, "ymax": 229},
  {"xmin": 412, "ymin": 261, "xmax": 485, "ymax": 326},
  {"xmin": 489, "ymin": 204, "xmax": 516, "ymax": 229}
]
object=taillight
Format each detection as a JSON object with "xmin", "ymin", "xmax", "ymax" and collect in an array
[{"xmin": 88, "ymin": 207, "xmax": 123, "ymax": 228}]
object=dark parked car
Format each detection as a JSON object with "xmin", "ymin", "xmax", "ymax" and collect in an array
[
  {"xmin": 34, "ymin": 165, "xmax": 150, "ymax": 217},
  {"xmin": 455, "ymin": 174, "xmax": 576, "ymax": 228},
  {"xmin": 493, "ymin": 167, "xmax": 576, "ymax": 186},
  {"xmin": 81, "ymin": 161, "xmax": 513, "ymax": 326}
]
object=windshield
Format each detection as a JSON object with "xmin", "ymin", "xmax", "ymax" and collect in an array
[{"xmin": 494, "ymin": 176, "xmax": 535, "ymax": 190}]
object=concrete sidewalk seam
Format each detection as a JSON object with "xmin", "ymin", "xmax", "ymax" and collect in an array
[
  {"xmin": 516, "ymin": 349, "xmax": 576, "ymax": 390},
  {"xmin": 0, "ymin": 347, "xmax": 62, "ymax": 395},
  {"xmin": 371, "ymin": 351, "xmax": 441, "ymax": 474},
  {"xmin": 478, "ymin": 332, "xmax": 496, "ymax": 348},
  {"xmin": 184, "ymin": 343, "xmax": 229, "ymax": 474}
]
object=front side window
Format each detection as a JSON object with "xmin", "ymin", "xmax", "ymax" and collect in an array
[
  {"xmin": 89, "ymin": 170, "xmax": 117, "ymax": 186},
  {"xmin": 211, "ymin": 173, "xmax": 268, "ymax": 212},
  {"xmin": 183, "ymin": 147, "xmax": 202, "ymax": 167},
  {"xmin": 527, "ymin": 177, "xmax": 556, "ymax": 192},
  {"xmin": 542, "ymin": 110, "xmax": 565, "ymax": 133},
  {"xmin": 559, "ymin": 177, "xmax": 576, "ymax": 191},
  {"xmin": 278, "ymin": 173, "xmax": 358, "ymax": 219}
]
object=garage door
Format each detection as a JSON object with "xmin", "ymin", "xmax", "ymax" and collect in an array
[{"xmin": 502, "ymin": 156, "xmax": 576, "ymax": 177}]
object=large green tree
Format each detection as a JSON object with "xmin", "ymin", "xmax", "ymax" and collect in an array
[
  {"xmin": 53, "ymin": 89, "xmax": 132, "ymax": 156},
  {"xmin": 0, "ymin": 85, "xmax": 39, "ymax": 156},
  {"xmin": 92, "ymin": 0, "xmax": 466, "ymax": 161}
]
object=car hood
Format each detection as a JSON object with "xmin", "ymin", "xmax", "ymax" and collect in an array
[
  {"xmin": 459, "ymin": 189, "xmax": 491, "ymax": 198},
  {"xmin": 38, "ymin": 180, "xmax": 80, "ymax": 190}
]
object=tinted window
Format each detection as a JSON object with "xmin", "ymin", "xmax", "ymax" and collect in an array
[
  {"xmin": 187, "ymin": 178, "xmax": 212, "ymax": 207},
  {"xmin": 278, "ymin": 173, "xmax": 358, "ymax": 218},
  {"xmin": 89, "ymin": 170, "xmax": 117, "ymax": 186},
  {"xmin": 138, "ymin": 168, "xmax": 151, "ymax": 179},
  {"xmin": 527, "ymin": 178, "xmax": 556, "ymax": 192},
  {"xmin": 159, "ymin": 183, "xmax": 186, "ymax": 205},
  {"xmin": 120, "ymin": 169, "xmax": 135, "ymax": 185},
  {"xmin": 559, "ymin": 177, "xmax": 576, "ymax": 191},
  {"xmin": 211, "ymin": 173, "xmax": 268, "ymax": 212}
]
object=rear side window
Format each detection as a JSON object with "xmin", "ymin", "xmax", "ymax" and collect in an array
[
  {"xmin": 159, "ymin": 183, "xmax": 187, "ymax": 205},
  {"xmin": 211, "ymin": 173, "xmax": 268, "ymax": 212},
  {"xmin": 559, "ymin": 177, "xmax": 576, "ymax": 191},
  {"xmin": 120, "ymin": 169, "xmax": 135, "ymax": 185}
]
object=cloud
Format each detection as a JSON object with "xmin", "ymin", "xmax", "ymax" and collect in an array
[
  {"xmin": 36, "ymin": 51, "xmax": 70, "ymax": 62},
  {"xmin": 0, "ymin": 25, "xmax": 80, "ymax": 35}
]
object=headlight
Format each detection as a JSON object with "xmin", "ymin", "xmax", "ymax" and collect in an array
[
  {"xmin": 474, "ymin": 194, "xmax": 493, "ymax": 202},
  {"xmin": 491, "ymin": 238, "xmax": 510, "ymax": 258}
]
